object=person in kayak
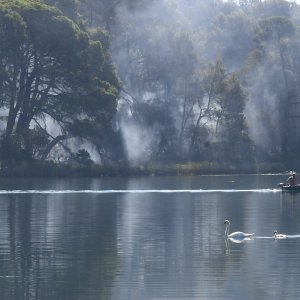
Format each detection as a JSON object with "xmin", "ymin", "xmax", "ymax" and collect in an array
[{"xmin": 285, "ymin": 172, "xmax": 297, "ymax": 186}]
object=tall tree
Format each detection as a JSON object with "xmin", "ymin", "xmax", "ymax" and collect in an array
[
  {"xmin": 255, "ymin": 16, "xmax": 296, "ymax": 155},
  {"xmin": 216, "ymin": 74, "xmax": 254, "ymax": 165},
  {"xmin": 0, "ymin": 0, "xmax": 120, "ymax": 162}
]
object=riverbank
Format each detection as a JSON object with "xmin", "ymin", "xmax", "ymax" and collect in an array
[{"xmin": 0, "ymin": 160, "xmax": 288, "ymax": 178}]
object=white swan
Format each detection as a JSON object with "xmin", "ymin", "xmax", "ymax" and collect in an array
[
  {"xmin": 224, "ymin": 219, "xmax": 254, "ymax": 239},
  {"xmin": 228, "ymin": 237, "xmax": 254, "ymax": 243},
  {"xmin": 273, "ymin": 230, "xmax": 287, "ymax": 240}
]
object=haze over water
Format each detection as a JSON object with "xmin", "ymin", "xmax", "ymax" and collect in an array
[{"xmin": 0, "ymin": 175, "xmax": 299, "ymax": 299}]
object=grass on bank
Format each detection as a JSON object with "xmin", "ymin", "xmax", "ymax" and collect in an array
[{"xmin": 0, "ymin": 160, "xmax": 287, "ymax": 177}]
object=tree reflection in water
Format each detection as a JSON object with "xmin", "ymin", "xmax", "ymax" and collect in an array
[{"xmin": 0, "ymin": 193, "xmax": 118, "ymax": 300}]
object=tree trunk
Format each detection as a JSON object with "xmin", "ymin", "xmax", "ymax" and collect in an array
[{"xmin": 41, "ymin": 135, "xmax": 68, "ymax": 161}]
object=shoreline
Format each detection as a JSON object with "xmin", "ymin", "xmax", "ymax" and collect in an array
[{"xmin": 0, "ymin": 160, "xmax": 292, "ymax": 178}]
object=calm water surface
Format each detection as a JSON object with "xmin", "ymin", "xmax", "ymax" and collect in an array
[{"xmin": 0, "ymin": 175, "xmax": 299, "ymax": 299}]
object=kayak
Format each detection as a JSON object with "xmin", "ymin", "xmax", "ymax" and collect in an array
[{"xmin": 278, "ymin": 182, "xmax": 300, "ymax": 192}]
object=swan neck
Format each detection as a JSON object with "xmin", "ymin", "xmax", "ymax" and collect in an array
[{"xmin": 225, "ymin": 223, "xmax": 230, "ymax": 237}]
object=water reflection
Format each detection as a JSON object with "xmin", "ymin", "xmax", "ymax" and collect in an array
[
  {"xmin": 114, "ymin": 179, "xmax": 224, "ymax": 299},
  {"xmin": 0, "ymin": 176, "xmax": 299, "ymax": 299},
  {"xmin": 0, "ymin": 192, "xmax": 119, "ymax": 300}
]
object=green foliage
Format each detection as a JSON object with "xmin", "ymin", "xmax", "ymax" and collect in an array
[
  {"xmin": 0, "ymin": 0, "xmax": 120, "ymax": 162},
  {"xmin": 27, "ymin": 126, "xmax": 50, "ymax": 158},
  {"xmin": 1, "ymin": 0, "xmax": 300, "ymax": 174},
  {"xmin": 74, "ymin": 149, "xmax": 93, "ymax": 165},
  {"xmin": 42, "ymin": 0, "xmax": 79, "ymax": 20},
  {"xmin": 111, "ymin": 0, "xmax": 300, "ymax": 170}
]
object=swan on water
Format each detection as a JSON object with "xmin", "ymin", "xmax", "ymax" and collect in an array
[
  {"xmin": 228, "ymin": 237, "xmax": 254, "ymax": 243},
  {"xmin": 224, "ymin": 219, "xmax": 254, "ymax": 239},
  {"xmin": 273, "ymin": 230, "xmax": 287, "ymax": 240}
]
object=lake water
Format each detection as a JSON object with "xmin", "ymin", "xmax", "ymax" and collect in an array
[{"xmin": 0, "ymin": 174, "xmax": 299, "ymax": 299}]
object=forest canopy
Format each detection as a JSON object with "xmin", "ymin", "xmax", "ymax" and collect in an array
[
  {"xmin": 0, "ymin": 0, "xmax": 119, "ymax": 166},
  {"xmin": 1, "ymin": 0, "xmax": 300, "ymax": 174}
]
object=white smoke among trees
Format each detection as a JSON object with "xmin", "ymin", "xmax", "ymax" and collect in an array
[
  {"xmin": 105, "ymin": 0, "xmax": 300, "ymax": 168},
  {"xmin": 38, "ymin": 0, "xmax": 300, "ymax": 168}
]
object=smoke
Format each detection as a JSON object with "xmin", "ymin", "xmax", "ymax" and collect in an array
[
  {"xmin": 112, "ymin": 0, "xmax": 215, "ymax": 164},
  {"xmin": 40, "ymin": 117, "xmax": 102, "ymax": 163},
  {"xmin": 120, "ymin": 121, "xmax": 155, "ymax": 165},
  {"xmin": 245, "ymin": 90, "xmax": 281, "ymax": 153},
  {"xmin": 110, "ymin": 0, "xmax": 300, "ymax": 164}
]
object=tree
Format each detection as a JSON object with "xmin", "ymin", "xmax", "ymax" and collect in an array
[
  {"xmin": 210, "ymin": 10, "xmax": 255, "ymax": 70},
  {"xmin": 215, "ymin": 74, "xmax": 254, "ymax": 165},
  {"xmin": 78, "ymin": 0, "xmax": 153, "ymax": 30},
  {"xmin": 42, "ymin": 0, "xmax": 79, "ymax": 21},
  {"xmin": 0, "ymin": 0, "xmax": 120, "ymax": 162},
  {"xmin": 187, "ymin": 61, "xmax": 225, "ymax": 160},
  {"xmin": 254, "ymin": 16, "xmax": 296, "ymax": 155},
  {"xmin": 74, "ymin": 149, "xmax": 93, "ymax": 165}
]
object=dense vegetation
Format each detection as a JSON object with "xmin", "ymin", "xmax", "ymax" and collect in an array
[{"xmin": 1, "ymin": 0, "xmax": 300, "ymax": 176}]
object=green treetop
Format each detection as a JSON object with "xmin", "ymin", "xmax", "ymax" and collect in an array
[{"xmin": 0, "ymin": 0, "xmax": 120, "ymax": 162}]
